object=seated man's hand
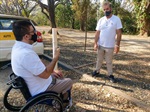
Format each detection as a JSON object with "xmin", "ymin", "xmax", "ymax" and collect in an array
[
  {"xmin": 53, "ymin": 70, "xmax": 63, "ymax": 79},
  {"xmin": 54, "ymin": 48, "xmax": 60, "ymax": 60}
]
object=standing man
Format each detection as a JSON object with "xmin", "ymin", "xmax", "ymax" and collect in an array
[{"xmin": 92, "ymin": 1, "xmax": 122, "ymax": 83}]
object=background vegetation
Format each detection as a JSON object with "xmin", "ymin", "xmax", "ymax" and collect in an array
[{"xmin": 0, "ymin": 0, "xmax": 149, "ymax": 36}]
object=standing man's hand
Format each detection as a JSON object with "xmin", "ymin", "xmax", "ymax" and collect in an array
[
  {"xmin": 94, "ymin": 31, "xmax": 100, "ymax": 51},
  {"xmin": 94, "ymin": 43, "xmax": 98, "ymax": 51},
  {"xmin": 115, "ymin": 29, "xmax": 122, "ymax": 54},
  {"xmin": 114, "ymin": 45, "xmax": 120, "ymax": 54}
]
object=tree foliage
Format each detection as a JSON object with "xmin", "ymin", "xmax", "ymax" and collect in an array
[
  {"xmin": 122, "ymin": 0, "xmax": 150, "ymax": 36},
  {"xmin": 0, "ymin": 0, "xmax": 149, "ymax": 36},
  {"xmin": 55, "ymin": 4, "xmax": 74, "ymax": 28},
  {"xmin": 30, "ymin": 11, "xmax": 50, "ymax": 26},
  {"xmin": 71, "ymin": 0, "xmax": 97, "ymax": 31},
  {"xmin": 20, "ymin": 0, "xmax": 38, "ymax": 17},
  {"xmin": 0, "ymin": 0, "xmax": 21, "ymax": 15},
  {"xmin": 34, "ymin": 0, "xmax": 71, "ymax": 31},
  {"xmin": 133, "ymin": 0, "xmax": 150, "ymax": 36},
  {"xmin": 110, "ymin": 0, "xmax": 137, "ymax": 34},
  {"xmin": 118, "ymin": 7, "xmax": 137, "ymax": 34},
  {"xmin": 0, "ymin": 0, "xmax": 38, "ymax": 17}
]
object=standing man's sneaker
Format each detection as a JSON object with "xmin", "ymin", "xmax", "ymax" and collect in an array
[
  {"xmin": 92, "ymin": 71, "xmax": 99, "ymax": 77},
  {"xmin": 109, "ymin": 75, "xmax": 116, "ymax": 83}
]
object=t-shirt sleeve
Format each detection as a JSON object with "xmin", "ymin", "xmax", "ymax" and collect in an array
[
  {"xmin": 96, "ymin": 19, "xmax": 101, "ymax": 31},
  {"xmin": 117, "ymin": 17, "xmax": 123, "ymax": 29},
  {"xmin": 21, "ymin": 52, "xmax": 46, "ymax": 76}
]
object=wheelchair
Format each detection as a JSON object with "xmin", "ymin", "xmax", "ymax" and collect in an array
[{"xmin": 3, "ymin": 73, "xmax": 71, "ymax": 112}]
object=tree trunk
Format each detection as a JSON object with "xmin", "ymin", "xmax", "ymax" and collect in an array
[
  {"xmin": 48, "ymin": 0, "xmax": 56, "ymax": 28},
  {"xmin": 146, "ymin": 17, "xmax": 150, "ymax": 36},
  {"xmin": 71, "ymin": 18, "xmax": 75, "ymax": 29},
  {"xmin": 47, "ymin": 0, "xmax": 57, "ymax": 34},
  {"xmin": 146, "ymin": 4, "xmax": 150, "ymax": 36},
  {"xmin": 80, "ymin": 20, "xmax": 85, "ymax": 31},
  {"xmin": 147, "ymin": 22, "xmax": 150, "ymax": 37}
]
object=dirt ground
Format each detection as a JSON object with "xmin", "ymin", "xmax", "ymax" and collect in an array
[
  {"xmin": 42, "ymin": 28, "xmax": 150, "ymax": 112},
  {"xmin": 0, "ymin": 27, "xmax": 150, "ymax": 112}
]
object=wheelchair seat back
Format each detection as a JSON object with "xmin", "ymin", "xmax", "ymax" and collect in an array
[{"xmin": 7, "ymin": 73, "xmax": 32, "ymax": 100}]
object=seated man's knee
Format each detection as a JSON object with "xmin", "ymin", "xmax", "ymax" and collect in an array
[{"xmin": 67, "ymin": 78, "xmax": 73, "ymax": 87}]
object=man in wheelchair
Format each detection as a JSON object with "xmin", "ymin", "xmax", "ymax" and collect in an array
[{"xmin": 11, "ymin": 20, "xmax": 73, "ymax": 111}]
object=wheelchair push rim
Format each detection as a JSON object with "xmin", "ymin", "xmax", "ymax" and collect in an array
[
  {"xmin": 20, "ymin": 93, "xmax": 63, "ymax": 112},
  {"xmin": 3, "ymin": 85, "xmax": 23, "ymax": 111}
]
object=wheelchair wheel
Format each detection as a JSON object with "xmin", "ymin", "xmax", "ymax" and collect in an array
[
  {"xmin": 3, "ymin": 85, "xmax": 26, "ymax": 111},
  {"xmin": 20, "ymin": 92, "xmax": 63, "ymax": 112}
]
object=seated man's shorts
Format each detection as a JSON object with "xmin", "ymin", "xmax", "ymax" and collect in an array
[{"xmin": 46, "ymin": 78, "xmax": 73, "ymax": 94}]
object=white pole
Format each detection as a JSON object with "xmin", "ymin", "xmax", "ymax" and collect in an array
[{"xmin": 52, "ymin": 28, "xmax": 58, "ymax": 70}]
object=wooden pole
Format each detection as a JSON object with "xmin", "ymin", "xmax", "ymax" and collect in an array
[
  {"xmin": 52, "ymin": 28, "xmax": 58, "ymax": 70},
  {"xmin": 84, "ymin": 0, "xmax": 88, "ymax": 52}
]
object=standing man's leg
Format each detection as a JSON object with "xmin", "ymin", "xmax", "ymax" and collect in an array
[
  {"xmin": 92, "ymin": 46, "xmax": 105, "ymax": 76},
  {"xmin": 105, "ymin": 48, "xmax": 116, "ymax": 82}
]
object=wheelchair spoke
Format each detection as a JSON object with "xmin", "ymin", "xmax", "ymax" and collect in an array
[
  {"xmin": 24, "ymin": 104, "xmax": 59, "ymax": 112},
  {"xmin": 21, "ymin": 96, "xmax": 63, "ymax": 112},
  {"xmin": 3, "ymin": 86, "xmax": 26, "ymax": 111}
]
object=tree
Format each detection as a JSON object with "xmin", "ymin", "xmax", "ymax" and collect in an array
[
  {"xmin": 20, "ymin": 0, "xmax": 38, "ymax": 17},
  {"xmin": 71, "ymin": 0, "xmax": 96, "ymax": 31},
  {"xmin": 72, "ymin": 0, "xmax": 88, "ymax": 31},
  {"xmin": 0, "ymin": 0, "xmax": 22, "ymax": 15},
  {"xmin": 0, "ymin": 0, "xmax": 38, "ymax": 17},
  {"xmin": 30, "ymin": 11, "xmax": 50, "ymax": 26},
  {"xmin": 117, "ymin": 7, "xmax": 137, "ymax": 34},
  {"xmin": 35, "ymin": 0, "xmax": 71, "ymax": 33},
  {"xmin": 55, "ymin": 4, "xmax": 74, "ymax": 28},
  {"xmin": 122, "ymin": 0, "xmax": 150, "ymax": 36},
  {"xmin": 133, "ymin": 0, "xmax": 150, "ymax": 36}
]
